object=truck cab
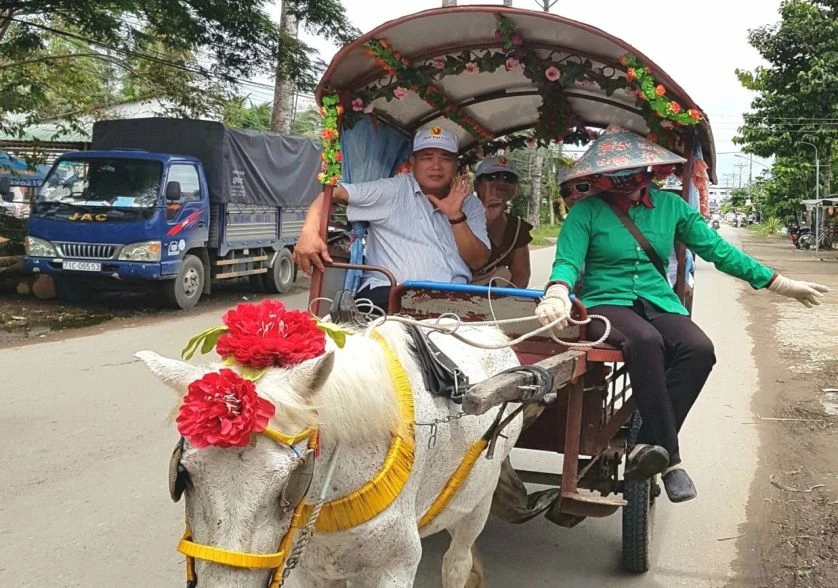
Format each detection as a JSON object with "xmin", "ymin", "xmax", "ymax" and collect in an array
[{"xmin": 25, "ymin": 150, "xmax": 211, "ymax": 306}]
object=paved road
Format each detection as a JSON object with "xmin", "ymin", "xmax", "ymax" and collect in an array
[{"xmin": 1, "ymin": 229, "xmax": 760, "ymax": 586}]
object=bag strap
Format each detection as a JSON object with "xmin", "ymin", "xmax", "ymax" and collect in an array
[
  {"xmin": 605, "ymin": 201, "xmax": 668, "ymax": 279},
  {"xmin": 475, "ymin": 216, "xmax": 522, "ymax": 277}
]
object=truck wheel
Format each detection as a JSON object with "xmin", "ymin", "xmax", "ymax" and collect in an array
[
  {"xmin": 621, "ymin": 411, "xmax": 656, "ymax": 573},
  {"xmin": 261, "ymin": 248, "xmax": 295, "ymax": 294},
  {"xmin": 163, "ymin": 254, "xmax": 204, "ymax": 309},
  {"xmin": 56, "ymin": 276, "xmax": 92, "ymax": 304}
]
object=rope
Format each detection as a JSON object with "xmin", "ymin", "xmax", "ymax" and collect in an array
[{"xmin": 279, "ymin": 443, "xmax": 343, "ymax": 586}]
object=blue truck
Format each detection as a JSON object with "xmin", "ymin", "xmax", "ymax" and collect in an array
[{"xmin": 24, "ymin": 118, "xmax": 322, "ymax": 309}]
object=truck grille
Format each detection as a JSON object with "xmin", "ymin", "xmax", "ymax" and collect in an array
[{"xmin": 57, "ymin": 242, "xmax": 117, "ymax": 260}]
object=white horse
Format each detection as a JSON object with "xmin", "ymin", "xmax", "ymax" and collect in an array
[{"xmin": 137, "ymin": 320, "xmax": 523, "ymax": 587}]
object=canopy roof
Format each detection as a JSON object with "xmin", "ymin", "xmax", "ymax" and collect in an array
[{"xmin": 316, "ymin": 5, "xmax": 717, "ymax": 182}]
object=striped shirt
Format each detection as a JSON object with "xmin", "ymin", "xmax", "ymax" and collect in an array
[{"xmin": 344, "ymin": 173, "xmax": 490, "ymax": 290}]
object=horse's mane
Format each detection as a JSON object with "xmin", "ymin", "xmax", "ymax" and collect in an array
[{"xmin": 255, "ymin": 321, "xmax": 415, "ymax": 444}]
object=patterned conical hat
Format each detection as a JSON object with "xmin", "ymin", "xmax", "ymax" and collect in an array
[{"xmin": 563, "ymin": 125, "xmax": 686, "ymax": 183}]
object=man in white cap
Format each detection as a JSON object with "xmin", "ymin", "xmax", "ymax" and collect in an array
[{"xmin": 294, "ymin": 126, "xmax": 490, "ymax": 311}]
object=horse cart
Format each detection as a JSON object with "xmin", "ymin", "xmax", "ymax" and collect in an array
[{"xmin": 308, "ymin": 5, "xmax": 715, "ymax": 574}]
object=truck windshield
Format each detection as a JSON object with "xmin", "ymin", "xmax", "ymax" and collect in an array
[{"xmin": 38, "ymin": 157, "xmax": 163, "ymax": 208}]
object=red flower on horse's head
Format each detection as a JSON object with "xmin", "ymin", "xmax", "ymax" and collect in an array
[
  {"xmin": 216, "ymin": 300, "xmax": 326, "ymax": 369},
  {"xmin": 177, "ymin": 369, "xmax": 276, "ymax": 448}
]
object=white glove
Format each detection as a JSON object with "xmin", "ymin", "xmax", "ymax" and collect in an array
[
  {"xmin": 768, "ymin": 274, "xmax": 830, "ymax": 307},
  {"xmin": 536, "ymin": 283, "xmax": 572, "ymax": 328}
]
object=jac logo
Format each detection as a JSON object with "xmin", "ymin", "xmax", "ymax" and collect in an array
[{"xmin": 68, "ymin": 212, "xmax": 107, "ymax": 222}]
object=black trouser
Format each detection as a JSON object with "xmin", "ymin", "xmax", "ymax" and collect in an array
[
  {"xmin": 355, "ymin": 285, "xmax": 392, "ymax": 316},
  {"xmin": 586, "ymin": 299, "xmax": 716, "ymax": 466}
]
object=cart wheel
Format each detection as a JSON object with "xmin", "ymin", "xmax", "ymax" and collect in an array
[{"xmin": 621, "ymin": 411, "xmax": 655, "ymax": 573}]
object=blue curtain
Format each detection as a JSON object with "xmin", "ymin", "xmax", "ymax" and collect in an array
[
  {"xmin": 339, "ymin": 118, "xmax": 411, "ymax": 292},
  {"xmin": 686, "ymin": 140, "xmax": 702, "ymax": 211}
]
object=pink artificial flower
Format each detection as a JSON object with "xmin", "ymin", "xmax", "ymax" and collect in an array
[
  {"xmin": 431, "ymin": 57, "xmax": 446, "ymax": 70},
  {"xmin": 512, "ymin": 31, "xmax": 523, "ymax": 46},
  {"xmin": 393, "ymin": 86, "xmax": 409, "ymax": 100},
  {"xmin": 525, "ymin": 137, "xmax": 537, "ymax": 149},
  {"xmin": 351, "ymin": 98, "xmax": 364, "ymax": 112},
  {"xmin": 363, "ymin": 104, "xmax": 374, "ymax": 114},
  {"xmin": 505, "ymin": 57, "xmax": 520, "ymax": 71},
  {"xmin": 464, "ymin": 62, "xmax": 479, "ymax": 75},
  {"xmin": 544, "ymin": 66, "xmax": 561, "ymax": 82}
]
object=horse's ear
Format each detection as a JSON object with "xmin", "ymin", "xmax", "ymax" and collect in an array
[
  {"xmin": 135, "ymin": 351, "xmax": 205, "ymax": 395},
  {"xmin": 295, "ymin": 351, "xmax": 335, "ymax": 397}
]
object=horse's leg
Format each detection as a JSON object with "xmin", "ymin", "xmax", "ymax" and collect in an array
[{"xmin": 441, "ymin": 491, "xmax": 493, "ymax": 588}]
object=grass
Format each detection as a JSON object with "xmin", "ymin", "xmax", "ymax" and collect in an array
[{"xmin": 530, "ymin": 222, "xmax": 561, "ymax": 247}]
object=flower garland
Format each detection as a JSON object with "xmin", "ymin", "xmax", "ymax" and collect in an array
[
  {"xmin": 361, "ymin": 38, "xmax": 494, "ymax": 141},
  {"xmin": 318, "ymin": 94, "xmax": 344, "ymax": 186},
  {"xmin": 620, "ymin": 53, "xmax": 703, "ymax": 133},
  {"xmin": 176, "ymin": 299, "xmax": 347, "ymax": 448}
]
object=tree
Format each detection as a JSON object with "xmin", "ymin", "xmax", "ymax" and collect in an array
[
  {"xmin": 269, "ymin": 0, "xmax": 359, "ymax": 133},
  {"xmin": 735, "ymin": 0, "xmax": 838, "ymax": 197}
]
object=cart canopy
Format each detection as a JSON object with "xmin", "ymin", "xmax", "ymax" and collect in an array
[{"xmin": 316, "ymin": 5, "xmax": 716, "ymax": 181}]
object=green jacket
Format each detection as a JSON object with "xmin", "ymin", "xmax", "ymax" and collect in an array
[{"xmin": 549, "ymin": 188, "xmax": 774, "ymax": 315}]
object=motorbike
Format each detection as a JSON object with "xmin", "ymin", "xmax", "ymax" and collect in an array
[
  {"xmin": 710, "ymin": 219, "xmax": 720, "ymax": 231},
  {"xmin": 790, "ymin": 227, "xmax": 811, "ymax": 249}
]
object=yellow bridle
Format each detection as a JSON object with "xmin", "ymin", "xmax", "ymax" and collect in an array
[{"xmin": 178, "ymin": 426, "xmax": 318, "ymax": 588}]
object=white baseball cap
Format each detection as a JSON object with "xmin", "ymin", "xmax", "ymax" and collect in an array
[
  {"xmin": 413, "ymin": 126, "xmax": 458, "ymax": 154},
  {"xmin": 475, "ymin": 155, "xmax": 518, "ymax": 178}
]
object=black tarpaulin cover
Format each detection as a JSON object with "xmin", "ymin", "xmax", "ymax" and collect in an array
[{"xmin": 91, "ymin": 118, "xmax": 322, "ymax": 207}]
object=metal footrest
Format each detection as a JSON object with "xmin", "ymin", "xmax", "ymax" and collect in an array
[{"xmin": 558, "ymin": 491, "xmax": 626, "ymax": 518}]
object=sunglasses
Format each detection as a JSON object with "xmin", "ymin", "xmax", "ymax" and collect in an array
[
  {"xmin": 559, "ymin": 181, "xmax": 592, "ymax": 198},
  {"xmin": 481, "ymin": 172, "xmax": 518, "ymax": 183}
]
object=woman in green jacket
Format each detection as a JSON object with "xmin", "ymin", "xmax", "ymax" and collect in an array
[{"xmin": 536, "ymin": 127, "xmax": 829, "ymax": 503}]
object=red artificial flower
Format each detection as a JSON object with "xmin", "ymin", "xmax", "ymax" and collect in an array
[
  {"xmin": 626, "ymin": 68, "xmax": 637, "ymax": 82},
  {"xmin": 688, "ymin": 108, "xmax": 702, "ymax": 121},
  {"xmin": 655, "ymin": 84, "xmax": 666, "ymax": 97},
  {"xmin": 177, "ymin": 369, "xmax": 276, "ymax": 449},
  {"xmin": 321, "ymin": 128, "xmax": 337, "ymax": 141},
  {"xmin": 667, "ymin": 101, "xmax": 682, "ymax": 115},
  {"xmin": 216, "ymin": 299, "xmax": 326, "ymax": 369},
  {"xmin": 336, "ymin": 104, "xmax": 345, "ymax": 115},
  {"xmin": 335, "ymin": 151, "xmax": 343, "ymax": 162}
]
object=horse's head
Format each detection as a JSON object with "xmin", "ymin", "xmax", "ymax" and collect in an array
[{"xmin": 136, "ymin": 350, "xmax": 334, "ymax": 588}]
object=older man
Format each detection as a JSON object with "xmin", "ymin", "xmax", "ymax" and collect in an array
[{"xmin": 294, "ymin": 127, "xmax": 490, "ymax": 311}]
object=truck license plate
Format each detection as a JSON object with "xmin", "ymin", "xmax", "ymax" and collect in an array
[{"xmin": 63, "ymin": 261, "xmax": 101, "ymax": 272}]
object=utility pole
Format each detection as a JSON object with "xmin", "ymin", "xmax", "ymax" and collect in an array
[
  {"xmin": 799, "ymin": 141, "xmax": 820, "ymax": 250},
  {"xmin": 535, "ymin": 0, "xmax": 559, "ymax": 11},
  {"xmin": 441, "ymin": 0, "xmax": 457, "ymax": 6}
]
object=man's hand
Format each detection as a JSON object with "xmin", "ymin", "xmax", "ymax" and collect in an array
[
  {"xmin": 426, "ymin": 176, "xmax": 472, "ymax": 219},
  {"xmin": 293, "ymin": 226, "xmax": 332, "ymax": 274},
  {"xmin": 535, "ymin": 283, "xmax": 572, "ymax": 328},
  {"xmin": 768, "ymin": 274, "xmax": 830, "ymax": 307}
]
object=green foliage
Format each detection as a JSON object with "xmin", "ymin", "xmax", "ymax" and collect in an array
[
  {"xmin": 530, "ymin": 222, "xmax": 561, "ymax": 247},
  {"xmin": 0, "ymin": 1, "xmax": 358, "ymax": 139},
  {"xmin": 222, "ymin": 100, "xmax": 272, "ymax": 131},
  {"xmin": 735, "ymin": 0, "xmax": 838, "ymax": 196}
]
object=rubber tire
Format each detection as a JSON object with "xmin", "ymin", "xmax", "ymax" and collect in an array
[
  {"xmin": 56, "ymin": 276, "xmax": 92, "ymax": 304},
  {"xmin": 622, "ymin": 411, "xmax": 655, "ymax": 573},
  {"xmin": 163, "ymin": 254, "xmax": 204, "ymax": 309},
  {"xmin": 261, "ymin": 248, "xmax": 295, "ymax": 294}
]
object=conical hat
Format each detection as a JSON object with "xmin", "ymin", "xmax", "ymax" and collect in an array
[{"xmin": 563, "ymin": 126, "xmax": 686, "ymax": 183}]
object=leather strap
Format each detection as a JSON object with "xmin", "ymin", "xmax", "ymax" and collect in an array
[{"xmin": 605, "ymin": 201, "xmax": 668, "ymax": 279}]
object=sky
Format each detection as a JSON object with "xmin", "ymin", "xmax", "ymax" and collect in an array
[{"xmin": 263, "ymin": 0, "xmax": 784, "ymax": 186}]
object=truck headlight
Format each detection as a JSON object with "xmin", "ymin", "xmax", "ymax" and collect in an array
[
  {"xmin": 118, "ymin": 241, "xmax": 162, "ymax": 262},
  {"xmin": 25, "ymin": 236, "xmax": 57, "ymax": 257}
]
